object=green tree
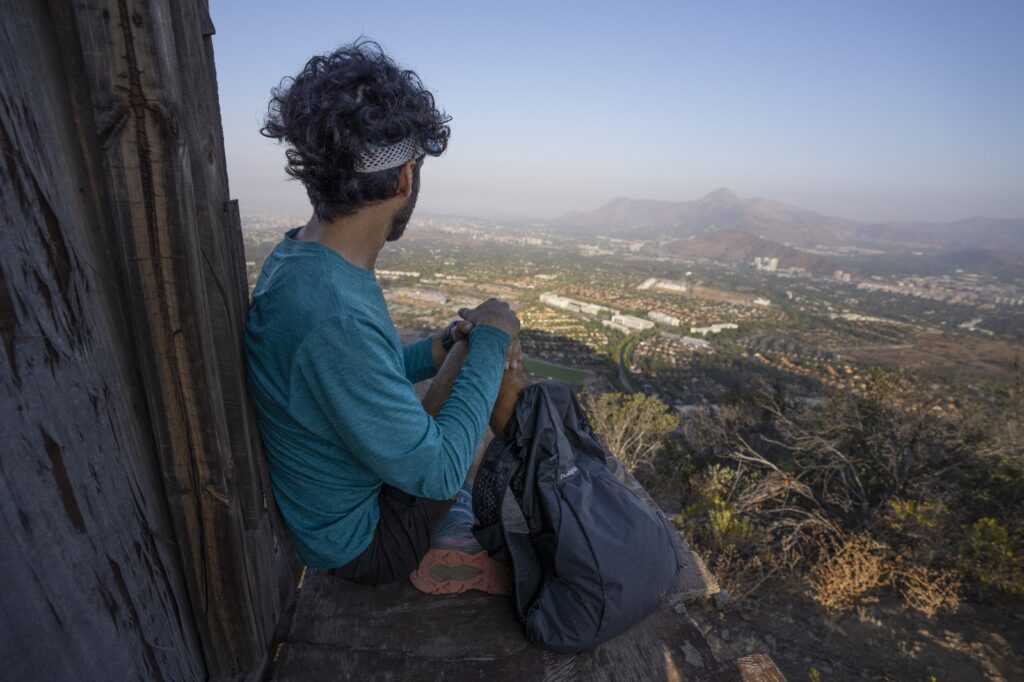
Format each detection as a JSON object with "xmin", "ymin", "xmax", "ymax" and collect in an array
[{"xmin": 583, "ymin": 391, "xmax": 679, "ymax": 473}]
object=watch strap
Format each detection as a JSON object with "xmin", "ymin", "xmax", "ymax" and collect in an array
[{"xmin": 441, "ymin": 320, "xmax": 458, "ymax": 351}]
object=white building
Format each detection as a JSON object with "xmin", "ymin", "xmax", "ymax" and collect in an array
[
  {"xmin": 648, "ymin": 310, "xmax": 681, "ymax": 326},
  {"xmin": 602, "ymin": 319, "xmax": 631, "ymax": 334},
  {"xmin": 690, "ymin": 323, "xmax": 738, "ymax": 336},
  {"xmin": 611, "ymin": 314, "xmax": 655, "ymax": 331},
  {"xmin": 539, "ymin": 292, "xmax": 616, "ymax": 316},
  {"xmin": 680, "ymin": 336, "xmax": 712, "ymax": 348}
]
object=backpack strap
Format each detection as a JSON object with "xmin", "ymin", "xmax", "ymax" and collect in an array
[
  {"xmin": 500, "ymin": 482, "xmax": 543, "ymax": 619},
  {"xmin": 471, "ymin": 437, "xmax": 517, "ymax": 562},
  {"xmin": 472, "ymin": 430, "xmax": 544, "ymax": 619}
]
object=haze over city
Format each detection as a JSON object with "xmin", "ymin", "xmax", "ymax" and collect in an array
[
  {"xmin": 211, "ymin": 0, "xmax": 1024, "ymax": 224},
  {"xmin": 5, "ymin": 2, "xmax": 1024, "ymax": 679}
]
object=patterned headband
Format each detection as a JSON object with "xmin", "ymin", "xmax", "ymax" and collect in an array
[{"xmin": 354, "ymin": 137, "xmax": 424, "ymax": 174}]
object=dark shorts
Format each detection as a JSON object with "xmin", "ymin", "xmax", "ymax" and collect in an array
[{"xmin": 328, "ymin": 484, "xmax": 453, "ymax": 586}]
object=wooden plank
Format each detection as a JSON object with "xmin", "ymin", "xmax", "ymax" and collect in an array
[
  {"xmin": 58, "ymin": 0, "xmax": 298, "ymax": 676},
  {"xmin": 1, "ymin": 0, "xmax": 297, "ymax": 678},
  {"xmin": 276, "ymin": 576, "xmax": 545, "ymax": 681},
  {"xmin": 273, "ymin": 572, "xmax": 770, "ymax": 681},
  {"xmin": 0, "ymin": 1, "xmax": 205, "ymax": 678}
]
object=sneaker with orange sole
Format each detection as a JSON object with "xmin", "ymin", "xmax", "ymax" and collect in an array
[
  {"xmin": 409, "ymin": 547, "xmax": 512, "ymax": 596},
  {"xmin": 410, "ymin": 482, "xmax": 512, "ymax": 596}
]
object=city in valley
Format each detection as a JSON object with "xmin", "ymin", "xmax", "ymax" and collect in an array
[
  {"xmin": 243, "ymin": 206, "xmax": 1024, "ymax": 409},
  {"xmin": 242, "ymin": 197, "xmax": 1024, "ymax": 680}
]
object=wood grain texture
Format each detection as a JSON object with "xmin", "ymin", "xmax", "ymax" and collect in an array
[
  {"xmin": 272, "ymin": 571, "xmax": 775, "ymax": 681},
  {"xmin": 1, "ymin": 0, "xmax": 296, "ymax": 678},
  {"xmin": 0, "ymin": 1, "xmax": 205, "ymax": 679}
]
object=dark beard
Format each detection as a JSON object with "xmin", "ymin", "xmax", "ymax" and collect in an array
[{"xmin": 386, "ymin": 161, "xmax": 421, "ymax": 242}]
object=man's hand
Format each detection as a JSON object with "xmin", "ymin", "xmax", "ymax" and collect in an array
[
  {"xmin": 458, "ymin": 298, "xmax": 522, "ymax": 369},
  {"xmin": 430, "ymin": 319, "xmax": 474, "ymax": 369},
  {"xmin": 458, "ymin": 298, "xmax": 519, "ymax": 338},
  {"xmin": 450, "ymin": 319, "xmax": 474, "ymax": 344}
]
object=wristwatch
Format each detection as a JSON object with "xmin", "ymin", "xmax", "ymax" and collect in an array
[{"xmin": 441, "ymin": 320, "xmax": 459, "ymax": 352}]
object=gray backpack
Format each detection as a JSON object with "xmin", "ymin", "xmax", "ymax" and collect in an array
[{"xmin": 473, "ymin": 381, "xmax": 682, "ymax": 653}]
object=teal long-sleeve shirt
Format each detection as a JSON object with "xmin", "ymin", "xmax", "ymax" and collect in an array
[{"xmin": 244, "ymin": 228, "xmax": 510, "ymax": 568}]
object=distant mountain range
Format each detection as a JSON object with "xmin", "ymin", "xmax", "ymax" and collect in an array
[{"xmin": 554, "ymin": 189, "xmax": 1023, "ymax": 273}]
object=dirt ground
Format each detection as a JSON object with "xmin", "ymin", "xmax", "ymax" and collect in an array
[{"xmin": 690, "ymin": 588, "xmax": 1024, "ymax": 681}]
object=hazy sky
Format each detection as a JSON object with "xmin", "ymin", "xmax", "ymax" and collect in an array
[{"xmin": 210, "ymin": 1, "xmax": 1023, "ymax": 223}]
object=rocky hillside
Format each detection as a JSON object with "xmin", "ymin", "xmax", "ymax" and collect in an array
[{"xmin": 663, "ymin": 229, "xmax": 837, "ymax": 275}]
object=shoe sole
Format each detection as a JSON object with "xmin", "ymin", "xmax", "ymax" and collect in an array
[{"xmin": 409, "ymin": 548, "xmax": 512, "ymax": 596}]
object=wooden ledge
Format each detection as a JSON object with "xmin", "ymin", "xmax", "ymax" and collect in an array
[{"xmin": 271, "ymin": 468, "xmax": 782, "ymax": 681}]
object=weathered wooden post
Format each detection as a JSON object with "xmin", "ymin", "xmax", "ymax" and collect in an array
[{"xmin": 1, "ymin": 1, "xmax": 296, "ymax": 678}]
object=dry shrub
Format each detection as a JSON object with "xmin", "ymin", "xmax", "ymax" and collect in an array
[
  {"xmin": 807, "ymin": 533, "xmax": 892, "ymax": 612},
  {"xmin": 708, "ymin": 543, "xmax": 779, "ymax": 606},
  {"xmin": 898, "ymin": 566, "xmax": 961, "ymax": 618}
]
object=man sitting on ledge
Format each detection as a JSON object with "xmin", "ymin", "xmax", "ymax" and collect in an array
[{"xmin": 245, "ymin": 40, "xmax": 521, "ymax": 589}]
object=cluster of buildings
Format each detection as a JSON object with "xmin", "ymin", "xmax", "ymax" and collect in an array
[
  {"xmin": 855, "ymin": 273, "xmax": 1024, "ymax": 307},
  {"xmin": 661, "ymin": 332, "xmax": 712, "ymax": 349},
  {"xmin": 517, "ymin": 306, "xmax": 613, "ymax": 356},
  {"xmin": 648, "ymin": 310, "xmax": 682, "ymax": 326},
  {"xmin": 690, "ymin": 322, "xmax": 739, "ymax": 336},
  {"xmin": 377, "ymin": 269, "xmax": 421, "ymax": 278},
  {"xmin": 752, "ymin": 257, "xmax": 812, "ymax": 278},
  {"xmin": 577, "ymin": 244, "xmax": 615, "ymax": 257},
  {"xmin": 539, "ymin": 289, "xmax": 756, "ymax": 340},
  {"xmin": 421, "ymin": 220, "xmax": 552, "ymax": 248},
  {"xmin": 602, "ymin": 314, "xmax": 655, "ymax": 334},
  {"xmin": 539, "ymin": 292, "xmax": 617, "ymax": 316}
]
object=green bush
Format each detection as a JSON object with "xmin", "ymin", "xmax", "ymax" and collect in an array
[
  {"xmin": 582, "ymin": 391, "xmax": 679, "ymax": 474},
  {"xmin": 959, "ymin": 517, "xmax": 1024, "ymax": 599}
]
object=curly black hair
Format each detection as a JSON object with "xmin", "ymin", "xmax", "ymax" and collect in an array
[{"xmin": 261, "ymin": 39, "xmax": 450, "ymax": 221}]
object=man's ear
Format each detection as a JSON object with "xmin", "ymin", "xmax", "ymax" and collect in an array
[{"xmin": 395, "ymin": 159, "xmax": 416, "ymax": 198}]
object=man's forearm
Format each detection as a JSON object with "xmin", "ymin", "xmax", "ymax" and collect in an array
[
  {"xmin": 421, "ymin": 337, "xmax": 530, "ymax": 431},
  {"xmin": 429, "ymin": 326, "xmax": 448, "ymax": 370},
  {"xmin": 422, "ymin": 339, "xmax": 468, "ymax": 416}
]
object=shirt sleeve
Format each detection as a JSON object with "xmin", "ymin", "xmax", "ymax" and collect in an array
[
  {"xmin": 402, "ymin": 336, "xmax": 438, "ymax": 384},
  {"xmin": 288, "ymin": 315, "xmax": 510, "ymax": 500}
]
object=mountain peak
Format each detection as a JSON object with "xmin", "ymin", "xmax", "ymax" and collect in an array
[{"xmin": 700, "ymin": 187, "xmax": 741, "ymax": 203}]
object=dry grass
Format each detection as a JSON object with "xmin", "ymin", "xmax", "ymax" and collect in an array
[
  {"xmin": 898, "ymin": 566, "xmax": 961, "ymax": 618},
  {"xmin": 708, "ymin": 543, "xmax": 779, "ymax": 607},
  {"xmin": 807, "ymin": 533, "xmax": 893, "ymax": 612}
]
